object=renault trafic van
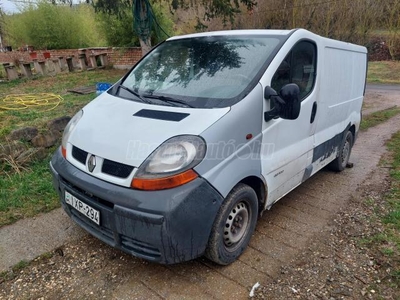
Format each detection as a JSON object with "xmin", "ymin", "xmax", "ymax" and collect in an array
[{"xmin": 50, "ymin": 29, "xmax": 368, "ymax": 265}]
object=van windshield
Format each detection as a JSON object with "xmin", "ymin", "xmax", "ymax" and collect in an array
[{"xmin": 119, "ymin": 35, "xmax": 283, "ymax": 108}]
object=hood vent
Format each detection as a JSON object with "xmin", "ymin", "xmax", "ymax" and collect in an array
[{"xmin": 133, "ymin": 109, "xmax": 189, "ymax": 122}]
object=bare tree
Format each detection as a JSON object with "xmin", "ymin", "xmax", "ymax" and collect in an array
[{"xmin": 385, "ymin": 0, "xmax": 400, "ymax": 59}]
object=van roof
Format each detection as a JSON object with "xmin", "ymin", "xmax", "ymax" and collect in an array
[{"xmin": 167, "ymin": 29, "xmax": 294, "ymax": 41}]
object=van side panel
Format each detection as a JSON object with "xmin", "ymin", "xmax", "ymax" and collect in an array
[
  {"xmin": 195, "ymin": 84, "xmax": 264, "ymax": 198},
  {"xmin": 311, "ymin": 43, "xmax": 367, "ymax": 173}
]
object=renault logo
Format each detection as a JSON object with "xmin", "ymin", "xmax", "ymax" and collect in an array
[{"xmin": 87, "ymin": 155, "xmax": 96, "ymax": 173}]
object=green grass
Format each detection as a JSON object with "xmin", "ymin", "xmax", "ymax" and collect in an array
[
  {"xmin": 368, "ymin": 61, "xmax": 400, "ymax": 84},
  {"xmin": 360, "ymin": 107, "xmax": 400, "ymax": 130},
  {"xmin": 367, "ymin": 131, "xmax": 400, "ymax": 286},
  {"xmin": 0, "ymin": 260, "xmax": 29, "ymax": 283},
  {"xmin": 358, "ymin": 131, "xmax": 400, "ymax": 289},
  {"xmin": 0, "ymin": 255, "xmax": 52, "ymax": 283},
  {"xmin": 0, "ymin": 69, "xmax": 126, "ymax": 227},
  {"xmin": 0, "ymin": 65, "xmax": 6, "ymax": 79},
  {"xmin": 385, "ymin": 133, "xmax": 400, "ymax": 285},
  {"xmin": 0, "ymin": 69, "xmax": 126, "ymax": 141},
  {"xmin": 0, "ymin": 157, "xmax": 59, "ymax": 227}
]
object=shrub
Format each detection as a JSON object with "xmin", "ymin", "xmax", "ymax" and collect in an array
[{"xmin": 4, "ymin": 2, "xmax": 106, "ymax": 49}]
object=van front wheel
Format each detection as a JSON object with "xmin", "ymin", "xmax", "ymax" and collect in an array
[
  {"xmin": 329, "ymin": 130, "xmax": 354, "ymax": 172},
  {"xmin": 205, "ymin": 183, "xmax": 258, "ymax": 265}
]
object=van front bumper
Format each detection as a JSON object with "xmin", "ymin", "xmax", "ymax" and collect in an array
[{"xmin": 50, "ymin": 148, "xmax": 224, "ymax": 264}]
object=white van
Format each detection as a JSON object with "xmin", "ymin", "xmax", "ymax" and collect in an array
[{"xmin": 50, "ymin": 29, "xmax": 367, "ymax": 265}]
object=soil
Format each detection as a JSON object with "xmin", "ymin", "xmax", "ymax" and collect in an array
[{"xmin": 0, "ymin": 87, "xmax": 399, "ymax": 299}]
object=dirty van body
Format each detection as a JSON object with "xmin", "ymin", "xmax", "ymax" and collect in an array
[{"xmin": 50, "ymin": 29, "xmax": 368, "ymax": 265}]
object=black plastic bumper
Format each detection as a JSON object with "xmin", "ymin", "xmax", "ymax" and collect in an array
[{"xmin": 50, "ymin": 148, "xmax": 224, "ymax": 264}]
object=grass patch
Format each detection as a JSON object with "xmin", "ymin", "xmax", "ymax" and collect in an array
[
  {"xmin": 359, "ymin": 131, "xmax": 400, "ymax": 289},
  {"xmin": 12, "ymin": 260, "xmax": 29, "ymax": 272},
  {"xmin": 368, "ymin": 61, "xmax": 400, "ymax": 84},
  {"xmin": 0, "ymin": 69, "xmax": 127, "ymax": 227},
  {"xmin": 0, "ymin": 254, "xmax": 53, "ymax": 283},
  {"xmin": 0, "ymin": 65, "xmax": 6, "ymax": 79},
  {"xmin": 365, "ymin": 131, "xmax": 400, "ymax": 286},
  {"xmin": 0, "ymin": 260, "xmax": 29, "ymax": 283},
  {"xmin": 360, "ymin": 107, "xmax": 400, "ymax": 130},
  {"xmin": 0, "ymin": 69, "xmax": 126, "ymax": 141},
  {"xmin": 0, "ymin": 157, "xmax": 59, "ymax": 227}
]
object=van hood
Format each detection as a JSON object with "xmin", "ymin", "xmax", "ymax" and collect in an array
[{"xmin": 68, "ymin": 93, "xmax": 230, "ymax": 167}]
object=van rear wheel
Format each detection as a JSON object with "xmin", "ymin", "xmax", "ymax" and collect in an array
[
  {"xmin": 329, "ymin": 130, "xmax": 353, "ymax": 172},
  {"xmin": 205, "ymin": 183, "xmax": 258, "ymax": 265}
]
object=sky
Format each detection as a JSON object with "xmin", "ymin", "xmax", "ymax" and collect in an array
[{"xmin": 1, "ymin": 0, "xmax": 19, "ymax": 13}]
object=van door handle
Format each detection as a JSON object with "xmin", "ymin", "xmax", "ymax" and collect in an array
[{"xmin": 310, "ymin": 102, "xmax": 317, "ymax": 123}]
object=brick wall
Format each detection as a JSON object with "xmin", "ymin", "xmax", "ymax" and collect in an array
[{"xmin": 0, "ymin": 47, "xmax": 142, "ymax": 69}]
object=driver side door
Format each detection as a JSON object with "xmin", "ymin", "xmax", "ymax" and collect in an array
[{"xmin": 261, "ymin": 40, "xmax": 318, "ymax": 206}]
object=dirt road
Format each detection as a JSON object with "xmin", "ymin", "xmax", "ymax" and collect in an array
[{"xmin": 0, "ymin": 87, "xmax": 399, "ymax": 299}]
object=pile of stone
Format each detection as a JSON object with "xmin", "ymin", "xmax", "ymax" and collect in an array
[{"xmin": 0, "ymin": 116, "xmax": 70, "ymax": 166}]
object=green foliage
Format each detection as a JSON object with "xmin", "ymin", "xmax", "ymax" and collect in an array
[
  {"xmin": 96, "ymin": 1, "xmax": 174, "ymax": 47},
  {"xmin": 151, "ymin": 2, "xmax": 175, "ymax": 42},
  {"xmin": 96, "ymin": 8, "xmax": 139, "ymax": 47},
  {"xmin": 4, "ymin": 2, "xmax": 106, "ymax": 49},
  {"xmin": 360, "ymin": 107, "xmax": 400, "ymax": 131},
  {"xmin": 202, "ymin": 0, "xmax": 256, "ymax": 24}
]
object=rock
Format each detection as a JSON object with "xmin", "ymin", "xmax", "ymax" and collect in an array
[
  {"xmin": 0, "ymin": 141, "xmax": 27, "ymax": 159},
  {"xmin": 16, "ymin": 148, "xmax": 48, "ymax": 165},
  {"xmin": 47, "ymin": 116, "xmax": 71, "ymax": 132},
  {"xmin": 8, "ymin": 127, "xmax": 38, "ymax": 141},
  {"xmin": 31, "ymin": 131, "xmax": 61, "ymax": 148}
]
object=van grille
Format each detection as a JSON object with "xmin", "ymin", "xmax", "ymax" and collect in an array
[
  {"xmin": 71, "ymin": 145, "xmax": 133, "ymax": 178},
  {"xmin": 72, "ymin": 146, "xmax": 88, "ymax": 164},
  {"xmin": 102, "ymin": 159, "xmax": 134, "ymax": 178}
]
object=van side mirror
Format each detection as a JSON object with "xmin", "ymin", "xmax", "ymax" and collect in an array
[{"xmin": 264, "ymin": 84, "xmax": 301, "ymax": 122}]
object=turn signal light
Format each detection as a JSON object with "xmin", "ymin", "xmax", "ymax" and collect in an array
[
  {"xmin": 131, "ymin": 169, "xmax": 198, "ymax": 191},
  {"xmin": 61, "ymin": 146, "xmax": 67, "ymax": 158}
]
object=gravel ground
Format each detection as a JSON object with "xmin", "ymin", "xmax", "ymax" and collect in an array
[
  {"xmin": 0, "ymin": 159, "xmax": 397, "ymax": 300},
  {"xmin": 253, "ymin": 166, "xmax": 398, "ymax": 299},
  {"xmin": 0, "ymin": 87, "xmax": 399, "ymax": 299}
]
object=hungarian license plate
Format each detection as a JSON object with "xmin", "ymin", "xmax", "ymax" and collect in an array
[{"xmin": 65, "ymin": 191, "xmax": 100, "ymax": 225}]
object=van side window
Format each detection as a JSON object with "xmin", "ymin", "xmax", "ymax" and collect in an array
[{"xmin": 271, "ymin": 41, "xmax": 317, "ymax": 100}]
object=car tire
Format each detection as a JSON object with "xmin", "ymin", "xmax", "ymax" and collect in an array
[
  {"xmin": 329, "ymin": 130, "xmax": 354, "ymax": 172},
  {"xmin": 205, "ymin": 183, "xmax": 258, "ymax": 265}
]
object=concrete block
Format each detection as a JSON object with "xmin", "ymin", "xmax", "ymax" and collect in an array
[{"xmin": 5, "ymin": 65, "xmax": 18, "ymax": 80}]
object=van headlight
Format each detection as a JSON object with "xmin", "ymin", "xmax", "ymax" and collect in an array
[
  {"xmin": 131, "ymin": 135, "xmax": 206, "ymax": 190},
  {"xmin": 61, "ymin": 110, "xmax": 83, "ymax": 158}
]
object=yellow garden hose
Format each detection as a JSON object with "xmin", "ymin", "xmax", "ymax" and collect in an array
[{"xmin": 0, "ymin": 93, "xmax": 63, "ymax": 111}]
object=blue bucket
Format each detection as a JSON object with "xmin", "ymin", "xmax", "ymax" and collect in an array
[{"xmin": 96, "ymin": 82, "xmax": 112, "ymax": 95}]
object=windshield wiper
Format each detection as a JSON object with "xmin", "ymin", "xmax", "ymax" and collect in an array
[
  {"xmin": 142, "ymin": 94, "xmax": 194, "ymax": 108},
  {"xmin": 118, "ymin": 85, "xmax": 152, "ymax": 104}
]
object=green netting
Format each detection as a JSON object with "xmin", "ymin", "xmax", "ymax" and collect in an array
[{"xmin": 133, "ymin": 0, "xmax": 153, "ymax": 45}]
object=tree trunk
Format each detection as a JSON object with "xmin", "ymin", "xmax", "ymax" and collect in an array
[{"xmin": 139, "ymin": 37, "xmax": 152, "ymax": 56}]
